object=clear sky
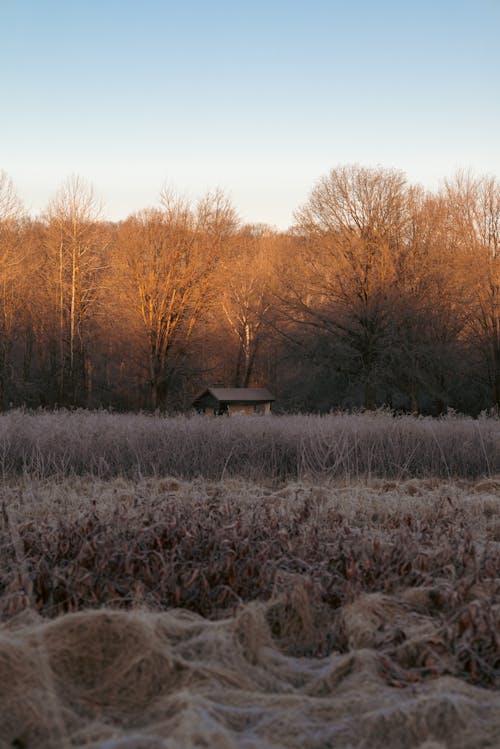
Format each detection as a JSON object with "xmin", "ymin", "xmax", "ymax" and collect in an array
[{"xmin": 1, "ymin": 0, "xmax": 499, "ymax": 228}]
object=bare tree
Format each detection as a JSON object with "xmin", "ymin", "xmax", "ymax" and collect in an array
[
  {"xmin": 0, "ymin": 172, "xmax": 25, "ymax": 407},
  {"xmin": 116, "ymin": 191, "xmax": 238, "ymax": 409},
  {"xmin": 289, "ymin": 165, "xmax": 411, "ymax": 408},
  {"xmin": 0, "ymin": 171, "xmax": 23, "ymax": 222},
  {"xmin": 43, "ymin": 176, "xmax": 108, "ymax": 404},
  {"xmin": 445, "ymin": 172, "xmax": 500, "ymax": 406},
  {"xmin": 218, "ymin": 226, "xmax": 278, "ymax": 387},
  {"xmin": 1, "ymin": 165, "xmax": 499, "ymax": 415},
  {"xmin": 385, "ymin": 190, "xmax": 468, "ymax": 412}
]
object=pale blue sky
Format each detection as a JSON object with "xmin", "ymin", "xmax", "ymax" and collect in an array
[{"xmin": 1, "ymin": 0, "xmax": 499, "ymax": 227}]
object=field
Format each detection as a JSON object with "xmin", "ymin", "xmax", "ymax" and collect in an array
[{"xmin": 0, "ymin": 411, "xmax": 499, "ymax": 748}]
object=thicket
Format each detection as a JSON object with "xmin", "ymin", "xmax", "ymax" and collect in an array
[{"xmin": 0, "ymin": 409, "xmax": 497, "ymax": 481}]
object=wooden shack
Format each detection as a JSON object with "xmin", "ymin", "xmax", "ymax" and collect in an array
[{"xmin": 192, "ymin": 387, "xmax": 275, "ymax": 416}]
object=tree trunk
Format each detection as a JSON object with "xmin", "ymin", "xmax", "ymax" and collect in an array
[{"xmin": 364, "ymin": 380, "xmax": 376, "ymax": 410}]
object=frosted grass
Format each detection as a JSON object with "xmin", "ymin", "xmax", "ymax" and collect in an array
[{"xmin": 0, "ymin": 409, "xmax": 497, "ymax": 481}]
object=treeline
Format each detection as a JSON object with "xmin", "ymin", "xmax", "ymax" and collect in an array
[{"xmin": 0, "ymin": 165, "xmax": 499, "ymax": 414}]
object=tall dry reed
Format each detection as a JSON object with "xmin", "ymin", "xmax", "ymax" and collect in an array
[{"xmin": 0, "ymin": 409, "xmax": 497, "ymax": 481}]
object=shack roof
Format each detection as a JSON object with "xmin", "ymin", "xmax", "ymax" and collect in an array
[{"xmin": 193, "ymin": 387, "xmax": 275, "ymax": 404}]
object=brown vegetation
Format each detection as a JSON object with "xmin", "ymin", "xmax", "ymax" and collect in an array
[
  {"xmin": 0, "ymin": 409, "xmax": 497, "ymax": 480},
  {"xmin": 0, "ymin": 477, "xmax": 499, "ymax": 747}
]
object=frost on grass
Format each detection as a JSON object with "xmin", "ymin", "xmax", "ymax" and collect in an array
[
  {"xmin": 0, "ymin": 409, "xmax": 498, "ymax": 480},
  {"xmin": 0, "ymin": 477, "xmax": 499, "ymax": 748}
]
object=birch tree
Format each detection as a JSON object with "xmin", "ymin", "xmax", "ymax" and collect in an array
[
  {"xmin": 43, "ymin": 176, "xmax": 108, "ymax": 404},
  {"xmin": 219, "ymin": 226, "xmax": 276, "ymax": 387}
]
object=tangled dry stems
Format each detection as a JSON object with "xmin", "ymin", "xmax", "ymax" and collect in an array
[
  {"xmin": 0, "ymin": 409, "xmax": 499, "ymax": 747},
  {"xmin": 0, "ymin": 409, "xmax": 497, "ymax": 480},
  {"xmin": 0, "ymin": 477, "xmax": 499, "ymax": 748},
  {"xmin": 1, "ymin": 477, "xmax": 499, "ymax": 691}
]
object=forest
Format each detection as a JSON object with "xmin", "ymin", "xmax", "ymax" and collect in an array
[{"xmin": 0, "ymin": 163, "xmax": 499, "ymax": 415}]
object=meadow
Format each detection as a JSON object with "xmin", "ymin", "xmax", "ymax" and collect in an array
[
  {"xmin": 0, "ymin": 411, "xmax": 499, "ymax": 748},
  {"xmin": 0, "ymin": 408, "xmax": 497, "ymax": 481}
]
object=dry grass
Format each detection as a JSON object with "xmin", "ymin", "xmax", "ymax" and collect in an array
[
  {"xmin": 0, "ymin": 476, "xmax": 499, "ymax": 748},
  {"xmin": 0, "ymin": 408, "xmax": 497, "ymax": 480}
]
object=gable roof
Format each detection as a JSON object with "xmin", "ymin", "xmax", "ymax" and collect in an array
[{"xmin": 194, "ymin": 387, "xmax": 275, "ymax": 404}]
